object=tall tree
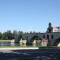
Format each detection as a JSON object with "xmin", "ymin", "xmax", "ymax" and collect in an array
[
  {"xmin": 0, "ymin": 32, "xmax": 2, "ymax": 39},
  {"xmin": 7, "ymin": 30, "xmax": 12, "ymax": 40},
  {"xmin": 12, "ymin": 30, "xmax": 18, "ymax": 39},
  {"xmin": 2, "ymin": 32, "xmax": 8, "ymax": 40}
]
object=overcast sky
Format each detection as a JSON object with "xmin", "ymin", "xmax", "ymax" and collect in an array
[{"xmin": 0, "ymin": 0, "xmax": 60, "ymax": 32}]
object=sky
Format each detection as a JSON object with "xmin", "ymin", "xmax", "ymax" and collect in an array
[{"xmin": 0, "ymin": 0, "xmax": 60, "ymax": 32}]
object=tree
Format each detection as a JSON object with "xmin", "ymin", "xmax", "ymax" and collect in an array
[
  {"xmin": 2, "ymin": 32, "xmax": 8, "ymax": 40},
  {"xmin": 15, "ymin": 31, "xmax": 23, "ymax": 46},
  {"xmin": 0, "ymin": 32, "xmax": 2, "ymax": 39},
  {"xmin": 7, "ymin": 30, "xmax": 13, "ymax": 40},
  {"xmin": 33, "ymin": 35, "xmax": 42, "ymax": 40},
  {"xmin": 2, "ymin": 30, "xmax": 13, "ymax": 40},
  {"xmin": 12, "ymin": 30, "xmax": 18, "ymax": 39}
]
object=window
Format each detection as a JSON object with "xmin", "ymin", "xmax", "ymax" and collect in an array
[
  {"xmin": 47, "ymin": 35, "xmax": 49, "ymax": 39},
  {"xmin": 51, "ymin": 35, "xmax": 53, "ymax": 39}
]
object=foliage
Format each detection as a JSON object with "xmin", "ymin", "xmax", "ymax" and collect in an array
[
  {"xmin": 0, "ymin": 32, "xmax": 2, "ymax": 39},
  {"xmin": 0, "ymin": 30, "xmax": 41, "ymax": 46},
  {"xmin": 31, "ymin": 35, "xmax": 42, "ymax": 40}
]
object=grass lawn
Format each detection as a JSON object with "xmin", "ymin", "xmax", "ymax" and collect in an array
[
  {"xmin": 0, "ymin": 46, "xmax": 17, "ymax": 48},
  {"xmin": 0, "ymin": 45, "xmax": 59, "ymax": 48},
  {"xmin": 0, "ymin": 40, "xmax": 12, "ymax": 42},
  {"xmin": 0, "ymin": 46, "xmax": 39, "ymax": 48}
]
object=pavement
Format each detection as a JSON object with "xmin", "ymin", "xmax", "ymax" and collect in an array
[{"xmin": 0, "ymin": 47, "xmax": 39, "ymax": 50}]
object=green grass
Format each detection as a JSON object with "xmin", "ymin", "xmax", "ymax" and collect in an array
[
  {"xmin": 0, "ymin": 45, "xmax": 59, "ymax": 48},
  {"xmin": 0, "ymin": 46, "xmax": 17, "ymax": 48},
  {"xmin": 39, "ymin": 46, "xmax": 60, "ymax": 48},
  {"xmin": 0, "ymin": 46, "xmax": 36, "ymax": 48},
  {"xmin": 0, "ymin": 40, "xmax": 14, "ymax": 42}
]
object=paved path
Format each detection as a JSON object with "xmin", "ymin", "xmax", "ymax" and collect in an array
[
  {"xmin": 0, "ymin": 48, "xmax": 60, "ymax": 60},
  {"xmin": 0, "ymin": 47, "xmax": 39, "ymax": 50}
]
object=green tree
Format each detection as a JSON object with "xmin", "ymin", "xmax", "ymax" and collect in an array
[
  {"xmin": 2, "ymin": 30, "xmax": 12, "ymax": 40},
  {"xmin": 7, "ymin": 30, "xmax": 13, "ymax": 40},
  {"xmin": 0, "ymin": 32, "xmax": 2, "ymax": 39},
  {"xmin": 12, "ymin": 30, "xmax": 18, "ymax": 39},
  {"xmin": 15, "ymin": 31, "xmax": 23, "ymax": 46},
  {"xmin": 2, "ymin": 32, "xmax": 8, "ymax": 40}
]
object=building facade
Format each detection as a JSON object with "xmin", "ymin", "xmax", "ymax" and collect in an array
[{"xmin": 53, "ymin": 27, "xmax": 60, "ymax": 32}]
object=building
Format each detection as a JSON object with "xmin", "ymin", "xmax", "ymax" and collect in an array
[{"xmin": 53, "ymin": 27, "xmax": 60, "ymax": 32}]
